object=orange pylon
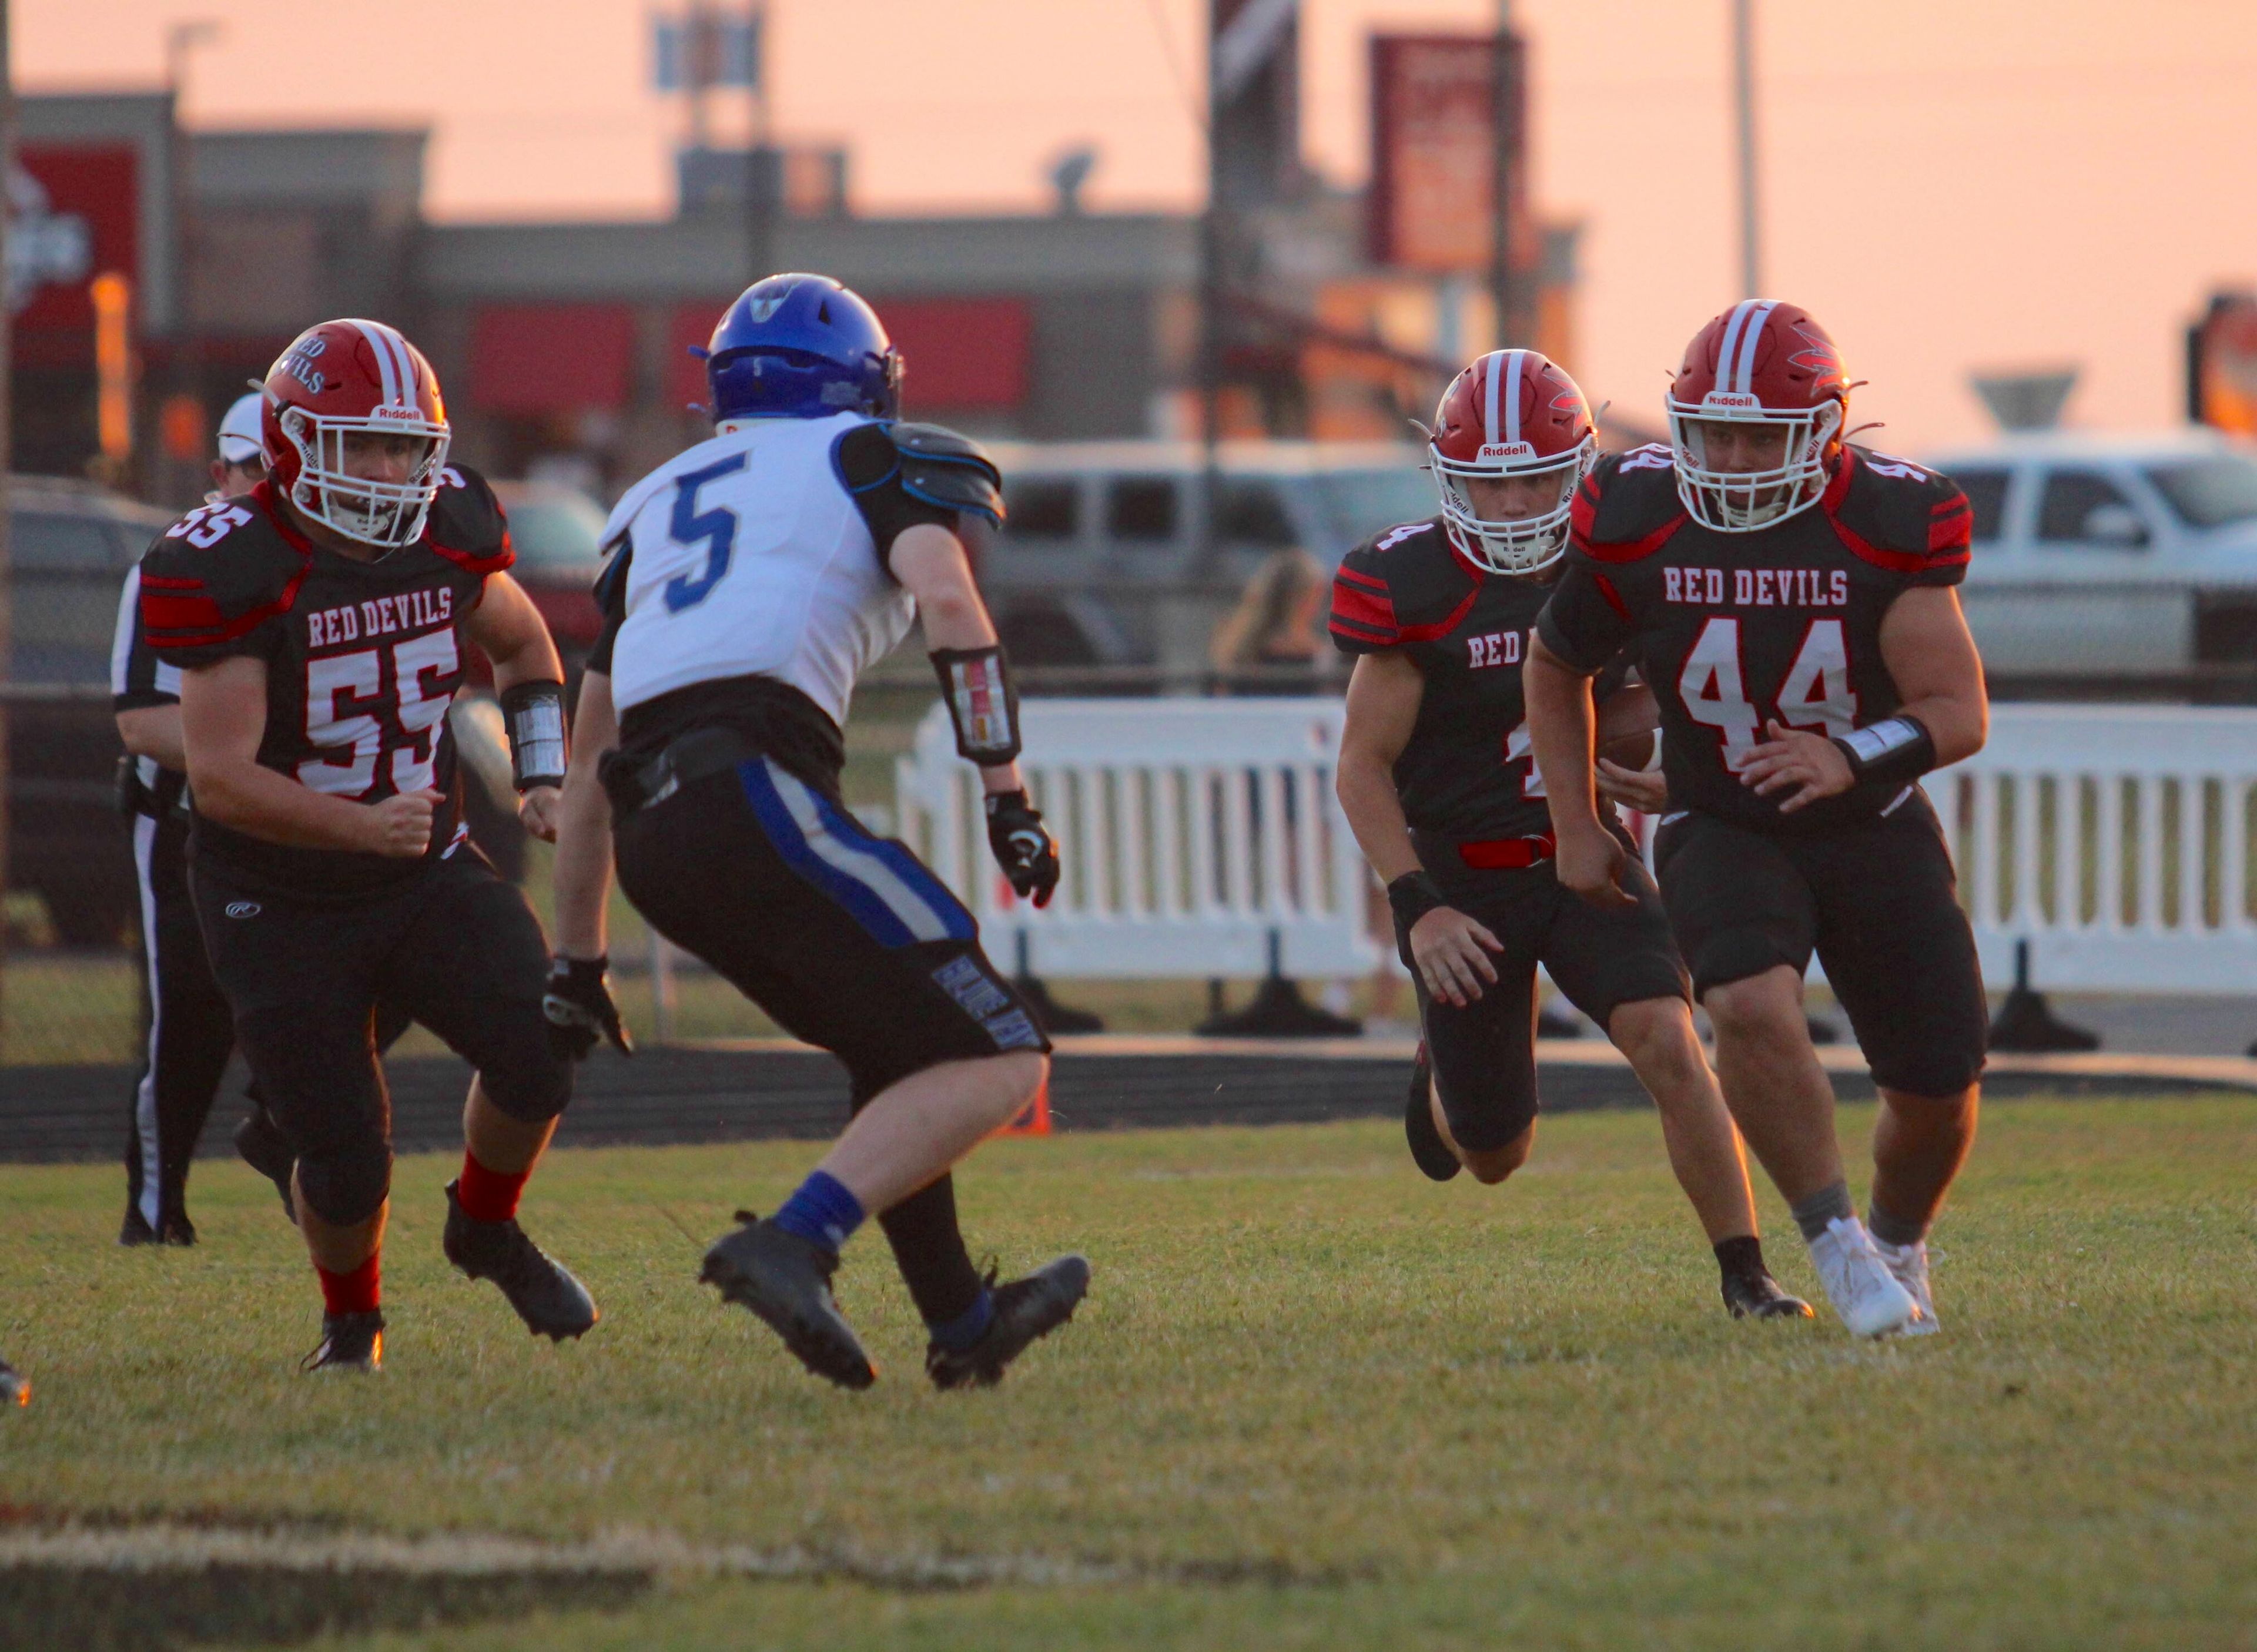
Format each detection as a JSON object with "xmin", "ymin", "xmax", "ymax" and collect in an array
[{"xmin": 999, "ymin": 1070, "xmax": 1052, "ymax": 1137}]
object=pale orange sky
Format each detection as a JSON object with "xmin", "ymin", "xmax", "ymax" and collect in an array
[{"xmin": 22, "ymin": 0, "xmax": 2257, "ymax": 448}]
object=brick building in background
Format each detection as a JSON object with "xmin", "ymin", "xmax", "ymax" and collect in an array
[{"xmin": 12, "ymin": 84, "xmax": 1579, "ymax": 510}]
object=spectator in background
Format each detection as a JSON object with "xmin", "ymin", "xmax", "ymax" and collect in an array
[{"xmin": 1208, "ymin": 545, "xmax": 1334, "ymax": 694}]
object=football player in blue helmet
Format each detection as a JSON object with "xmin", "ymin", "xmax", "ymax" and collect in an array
[
  {"xmin": 550, "ymin": 273, "xmax": 1085, "ymax": 1393},
  {"xmin": 696, "ymin": 273, "xmax": 903, "ymax": 422}
]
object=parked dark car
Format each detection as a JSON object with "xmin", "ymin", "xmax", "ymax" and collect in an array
[
  {"xmin": 488, "ymin": 481, "xmax": 606, "ymax": 682},
  {"xmin": 5, "ymin": 477, "xmax": 177, "ymax": 945}
]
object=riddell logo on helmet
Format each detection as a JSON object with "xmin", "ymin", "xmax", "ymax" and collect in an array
[
  {"xmin": 1700, "ymin": 391, "xmax": 1760, "ymax": 411},
  {"xmin": 1477, "ymin": 441, "xmax": 1535, "ymax": 461},
  {"xmin": 370, "ymin": 403, "xmax": 420, "ymax": 420}
]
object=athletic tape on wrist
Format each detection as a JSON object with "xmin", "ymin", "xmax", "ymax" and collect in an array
[
  {"xmin": 1831, "ymin": 713, "xmax": 1935, "ymax": 788},
  {"xmin": 499, "ymin": 681, "xmax": 568, "ymax": 790},
  {"xmin": 930, "ymin": 645, "xmax": 1022, "ymax": 765}
]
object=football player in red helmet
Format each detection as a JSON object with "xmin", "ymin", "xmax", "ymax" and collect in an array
[
  {"xmin": 1527, "ymin": 300, "xmax": 1990, "ymax": 1339},
  {"xmin": 1331, "ymin": 348, "xmax": 1807, "ymax": 1321},
  {"xmin": 139, "ymin": 319, "xmax": 600, "ymax": 1373}
]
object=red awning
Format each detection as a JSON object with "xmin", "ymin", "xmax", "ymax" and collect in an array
[
  {"xmin": 469, "ymin": 303, "xmax": 635, "ymax": 415},
  {"xmin": 880, "ymin": 297, "xmax": 1030, "ymax": 413}
]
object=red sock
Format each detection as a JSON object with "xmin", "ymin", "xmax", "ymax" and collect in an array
[
  {"xmin": 457, "ymin": 1150, "xmax": 531, "ymax": 1223},
  {"xmin": 316, "ymin": 1252, "xmax": 381, "ymax": 1316}
]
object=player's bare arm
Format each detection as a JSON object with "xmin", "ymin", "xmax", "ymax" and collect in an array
[
  {"xmin": 462, "ymin": 571, "xmax": 569, "ymax": 842},
  {"xmin": 889, "ymin": 523, "xmax": 1024, "ymax": 798},
  {"xmin": 551, "ymin": 666, "xmax": 619, "ymax": 963},
  {"xmin": 892, "ymin": 519, "xmax": 1060, "ymax": 907},
  {"xmin": 1739, "ymin": 587, "xmax": 1987, "ymax": 814},
  {"xmin": 1525, "ymin": 633, "xmax": 1636, "ymax": 910},
  {"xmin": 115, "ymin": 703, "xmax": 187, "ymax": 771},
  {"xmin": 179, "ymin": 655, "xmax": 436, "ymax": 857},
  {"xmin": 1336, "ymin": 650, "xmax": 1501, "ymax": 1007}
]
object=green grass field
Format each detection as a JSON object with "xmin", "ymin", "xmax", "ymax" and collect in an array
[{"xmin": 4, "ymin": 1096, "xmax": 2255, "ymax": 1650}]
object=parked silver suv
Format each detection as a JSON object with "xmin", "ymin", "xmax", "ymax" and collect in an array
[
  {"xmin": 1917, "ymin": 430, "xmax": 2257, "ymax": 680},
  {"xmin": 978, "ymin": 441, "xmax": 1434, "ymax": 668}
]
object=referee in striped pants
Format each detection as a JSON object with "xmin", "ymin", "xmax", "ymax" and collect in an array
[{"xmin": 109, "ymin": 395, "xmax": 269, "ymax": 1243}]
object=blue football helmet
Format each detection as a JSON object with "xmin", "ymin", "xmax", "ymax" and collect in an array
[{"xmin": 701, "ymin": 273, "xmax": 902, "ymax": 421}]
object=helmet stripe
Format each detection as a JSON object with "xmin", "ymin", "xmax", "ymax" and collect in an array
[
  {"xmin": 349, "ymin": 320, "xmax": 402, "ymax": 406},
  {"xmin": 1732, "ymin": 301, "xmax": 1776, "ymax": 395},
  {"xmin": 379, "ymin": 323, "xmax": 418, "ymax": 406},
  {"xmin": 1714, "ymin": 301, "xmax": 1754, "ymax": 394},
  {"xmin": 1502, "ymin": 350, "xmax": 1525, "ymax": 445},
  {"xmin": 1482, "ymin": 351, "xmax": 1502, "ymax": 445}
]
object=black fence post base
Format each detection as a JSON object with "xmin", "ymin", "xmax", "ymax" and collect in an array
[
  {"xmin": 1987, "ymin": 939, "xmax": 2099, "ymax": 1053},
  {"xmin": 1010, "ymin": 932, "xmax": 1103, "ymax": 1034},
  {"xmin": 1196, "ymin": 930, "xmax": 1362, "ymax": 1039}
]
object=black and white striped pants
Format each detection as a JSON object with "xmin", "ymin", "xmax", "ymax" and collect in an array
[{"xmin": 123, "ymin": 809, "xmax": 235, "ymax": 1236}]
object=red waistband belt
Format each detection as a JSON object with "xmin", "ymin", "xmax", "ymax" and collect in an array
[{"xmin": 1456, "ymin": 833, "xmax": 1557, "ymax": 870}]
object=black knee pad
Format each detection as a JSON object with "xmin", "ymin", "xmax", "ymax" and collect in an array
[
  {"xmin": 479, "ymin": 1019, "xmax": 575, "ymax": 1123},
  {"xmin": 296, "ymin": 1137, "xmax": 393, "ymax": 1227}
]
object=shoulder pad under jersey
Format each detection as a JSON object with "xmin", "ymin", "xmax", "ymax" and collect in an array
[
  {"xmin": 1830, "ymin": 445, "xmax": 1974, "ymax": 577},
  {"xmin": 137, "ymin": 494, "xmax": 309, "ymax": 661},
  {"xmin": 425, "ymin": 464, "xmax": 513, "ymax": 577},
  {"xmin": 876, "ymin": 421, "xmax": 1004, "ymax": 527},
  {"xmin": 1330, "ymin": 517, "xmax": 1468, "ymax": 655},
  {"xmin": 1570, "ymin": 444, "xmax": 1687, "ymax": 562}
]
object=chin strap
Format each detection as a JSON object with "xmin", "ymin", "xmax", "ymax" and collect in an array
[
  {"xmin": 498, "ymin": 681, "xmax": 568, "ymax": 790},
  {"xmin": 929, "ymin": 645, "xmax": 1022, "ymax": 765}
]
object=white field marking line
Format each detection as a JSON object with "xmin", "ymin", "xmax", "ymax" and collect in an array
[{"xmin": 0, "ymin": 1523, "xmax": 1156, "ymax": 1590}]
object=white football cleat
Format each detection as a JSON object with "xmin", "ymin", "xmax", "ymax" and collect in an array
[
  {"xmin": 1871, "ymin": 1235, "xmax": 1940, "ymax": 1336},
  {"xmin": 1808, "ymin": 1215, "xmax": 1921, "ymax": 1338}
]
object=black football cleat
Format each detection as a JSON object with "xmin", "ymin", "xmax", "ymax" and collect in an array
[
  {"xmin": 926, "ymin": 1255, "xmax": 1092, "ymax": 1392},
  {"xmin": 1722, "ymin": 1266, "xmax": 1816, "ymax": 1321},
  {"xmin": 1, "ymin": 1354, "xmax": 28, "ymax": 1409},
  {"xmin": 1404, "ymin": 1046, "xmax": 1461, "ymax": 1182},
  {"xmin": 301, "ymin": 1311, "xmax": 384, "ymax": 1374},
  {"xmin": 235, "ymin": 1106, "xmax": 297, "ymax": 1221},
  {"xmin": 118, "ymin": 1208, "xmax": 196, "ymax": 1246},
  {"xmin": 699, "ymin": 1211, "xmax": 876, "ymax": 1390},
  {"xmin": 442, "ymin": 1182, "xmax": 599, "ymax": 1342}
]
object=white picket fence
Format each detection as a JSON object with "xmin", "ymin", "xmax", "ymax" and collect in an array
[
  {"xmin": 1924, "ymin": 704, "xmax": 2257, "ymax": 994},
  {"xmin": 896, "ymin": 698, "xmax": 1378, "ymax": 980},
  {"xmin": 896, "ymin": 698, "xmax": 2257, "ymax": 999}
]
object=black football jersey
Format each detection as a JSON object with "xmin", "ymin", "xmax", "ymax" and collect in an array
[
  {"xmin": 1535, "ymin": 443, "xmax": 1972, "ymax": 835},
  {"xmin": 1331, "ymin": 516, "xmax": 1628, "ymax": 840},
  {"xmin": 139, "ymin": 466, "xmax": 513, "ymax": 899}
]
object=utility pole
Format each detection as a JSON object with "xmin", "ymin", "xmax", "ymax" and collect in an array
[
  {"xmin": 1488, "ymin": 0, "xmax": 1525, "ymax": 349},
  {"xmin": 1, "ymin": 0, "xmax": 15, "ymax": 1014},
  {"xmin": 1730, "ymin": 0, "xmax": 1762, "ymax": 299}
]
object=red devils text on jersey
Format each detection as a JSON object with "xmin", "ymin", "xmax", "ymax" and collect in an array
[
  {"xmin": 139, "ymin": 466, "xmax": 513, "ymax": 899},
  {"xmin": 1330, "ymin": 516, "xmax": 1630, "ymax": 842},
  {"xmin": 1536, "ymin": 444, "xmax": 1971, "ymax": 835}
]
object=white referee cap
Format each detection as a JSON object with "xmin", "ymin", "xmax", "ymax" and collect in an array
[{"xmin": 216, "ymin": 391, "xmax": 265, "ymax": 464}]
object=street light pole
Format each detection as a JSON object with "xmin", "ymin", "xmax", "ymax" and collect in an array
[{"xmin": 1730, "ymin": 0, "xmax": 1762, "ymax": 299}]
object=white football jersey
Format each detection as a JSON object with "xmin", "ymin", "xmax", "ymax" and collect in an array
[{"xmin": 600, "ymin": 413, "xmax": 915, "ymax": 726}]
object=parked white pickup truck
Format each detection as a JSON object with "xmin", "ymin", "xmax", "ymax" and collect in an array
[{"xmin": 1916, "ymin": 430, "xmax": 2257, "ymax": 679}]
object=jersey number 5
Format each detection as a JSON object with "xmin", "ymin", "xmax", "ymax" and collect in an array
[
  {"xmin": 1678, "ymin": 616, "xmax": 1857, "ymax": 769},
  {"xmin": 662, "ymin": 451, "xmax": 750, "ymax": 613}
]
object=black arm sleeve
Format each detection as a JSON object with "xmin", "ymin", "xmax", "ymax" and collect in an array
[
  {"xmin": 1535, "ymin": 559, "xmax": 1636, "ymax": 675},
  {"xmin": 834, "ymin": 421, "xmax": 959, "ymax": 577},
  {"xmin": 586, "ymin": 541, "xmax": 631, "ymax": 675}
]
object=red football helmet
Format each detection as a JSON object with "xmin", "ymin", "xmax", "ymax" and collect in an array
[
  {"xmin": 1428, "ymin": 348, "xmax": 1596, "ymax": 574},
  {"xmin": 1666, "ymin": 300, "xmax": 1847, "ymax": 532},
  {"xmin": 261, "ymin": 319, "xmax": 451, "ymax": 549}
]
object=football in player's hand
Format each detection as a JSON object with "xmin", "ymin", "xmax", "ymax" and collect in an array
[{"xmin": 1596, "ymin": 682, "xmax": 1660, "ymax": 772}]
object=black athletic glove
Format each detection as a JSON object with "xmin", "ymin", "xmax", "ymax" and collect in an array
[
  {"xmin": 984, "ymin": 789, "xmax": 1060, "ymax": 908},
  {"xmin": 543, "ymin": 955, "xmax": 632, "ymax": 1060}
]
